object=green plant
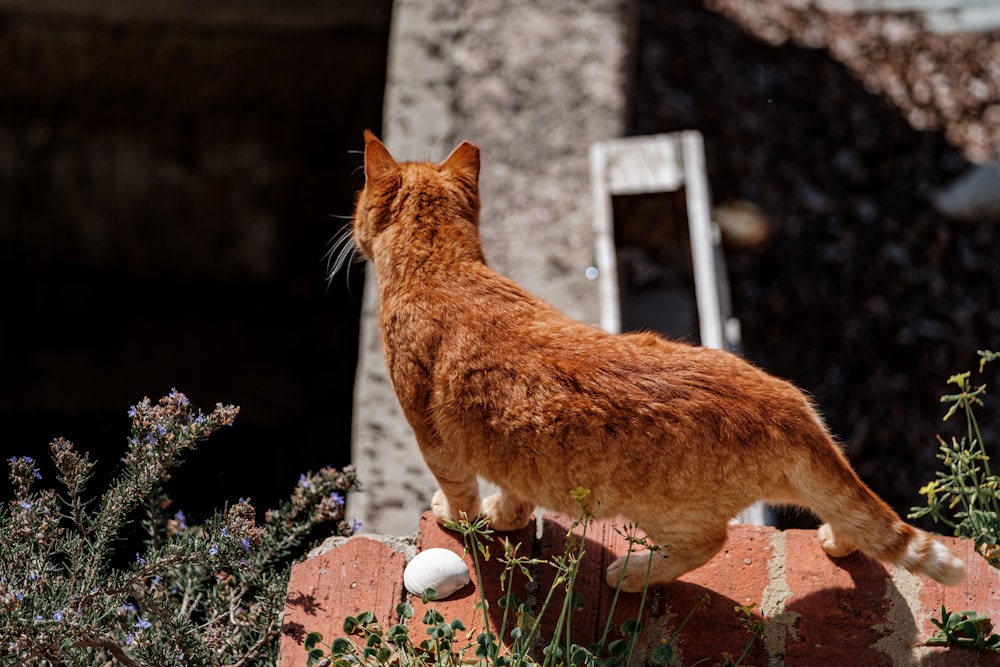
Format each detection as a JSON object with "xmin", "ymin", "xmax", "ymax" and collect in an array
[
  {"xmin": 305, "ymin": 598, "xmax": 470, "ymax": 667},
  {"xmin": 927, "ymin": 606, "xmax": 1000, "ymax": 653},
  {"xmin": 910, "ymin": 349, "xmax": 1000, "ymax": 565},
  {"xmin": 1, "ymin": 390, "xmax": 358, "ymax": 666}
]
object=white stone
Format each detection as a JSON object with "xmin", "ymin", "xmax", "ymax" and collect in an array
[{"xmin": 403, "ymin": 548, "xmax": 471, "ymax": 599}]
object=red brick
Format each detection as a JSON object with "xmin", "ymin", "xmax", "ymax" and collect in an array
[
  {"xmin": 278, "ymin": 536, "xmax": 407, "ymax": 667},
  {"xmin": 782, "ymin": 529, "xmax": 895, "ymax": 666},
  {"xmin": 406, "ymin": 512, "xmax": 537, "ymax": 656},
  {"xmin": 278, "ymin": 521, "xmax": 1000, "ymax": 667},
  {"xmin": 664, "ymin": 524, "xmax": 777, "ymax": 666}
]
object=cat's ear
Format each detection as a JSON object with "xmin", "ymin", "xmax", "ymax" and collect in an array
[
  {"xmin": 363, "ymin": 130, "xmax": 400, "ymax": 183},
  {"xmin": 441, "ymin": 141, "xmax": 480, "ymax": 181}
]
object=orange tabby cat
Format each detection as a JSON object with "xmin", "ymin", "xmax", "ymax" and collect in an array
[{"xmin": 351, "ymin": 130, "xmax": 966, "ymax": 590}]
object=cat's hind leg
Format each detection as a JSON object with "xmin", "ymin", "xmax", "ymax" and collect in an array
[
  {"xmin": 481, "ymin": 491, "xmax": 534, "ymax": 531},
  {"xmin": 606, "ymin": 523, "xmax": 728, "ymax": 592},
  {"xmin": 817, "ymin": 523, "xmax": 858, "ymax": 558}
]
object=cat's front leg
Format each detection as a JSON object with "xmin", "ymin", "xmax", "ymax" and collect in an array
[
  {"xmin": 481, "ymin": 492, "xmax": 534, "ymax": 531},
  {"xmin": 430, "ymin": 483, "xmax": 481, "ymax": 526}
]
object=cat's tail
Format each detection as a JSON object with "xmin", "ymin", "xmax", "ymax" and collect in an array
[{"xmin": 788, "ymin": 442, "xmax": 967, "ymax": 586}]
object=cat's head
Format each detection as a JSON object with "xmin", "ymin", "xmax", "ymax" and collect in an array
[{"xmin": 352, "ymin": 131, "xmax": 481, "ymax": 260}]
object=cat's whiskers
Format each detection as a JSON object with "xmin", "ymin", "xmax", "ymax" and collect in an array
[{"xmin": 324, "ymin": 222, "xmax": 361, "ymax": 288}]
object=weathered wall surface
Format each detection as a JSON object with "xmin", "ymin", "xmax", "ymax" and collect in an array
[{"xmin": 350, "ymin": 0, "xmax": 633, "ymax": 535}]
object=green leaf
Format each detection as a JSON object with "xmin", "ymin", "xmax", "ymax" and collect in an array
[
  {"xmin": 387, "ymin": 623, "xmax": 409, "ymax": 643},
  {"xmin": 608, "ymin": 638, "xmax": 629, "ymax": 657},
  {"xmin": 570, "ymin": 644, "xmax": 592, "ymax": 665},
  {"xmin": 542, "ymin": 644, "xmax": 564, "ymax": 659},
  {"xmin": 649, "ymin": 644, "xmax": 675, "ymax": 666},
  {"xmin": 306, "ymin": 648, "xmax": 326, "ymax": 666},
  {"xmin": 620, "ymin": 619, "xmax": 641, "ymax": 636},
  {"xmin": 395, "ymin": 601, "xmax": 414, "ymax": 619},
  {"xmin": 330, "ymin": 637, "xmax": 353, "ymax": 654},
  {"xmin": 305, "ymin": 631, "xmax": 324, "ymax": 650},
  {"xmin": 498, "ymin": 593, "xmax": 521, "ymax": 608}
]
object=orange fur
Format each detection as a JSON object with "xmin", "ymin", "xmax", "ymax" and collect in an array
[{"xmin": 351, "ymin": 131, "xmax": 966, "ymax": 589}]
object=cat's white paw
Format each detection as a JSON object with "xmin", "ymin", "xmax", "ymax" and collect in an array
[
  {"xmin": 431, "ymin": 490, "xmax": 454, "ymax": 525},
  {"xmin": 818, "ymin": 523, "xmax": 856, "ymax": 558},
  {"xmin": 606, "ymin": 552, "xmax": 655, "ymax": 593},
  {"xmin": 480, "ymin": 493, "xmax": 533, "ymax": 532},
  {"xmin": 431, "ymin": 489, "xmax": 480, "ymax": 526}
]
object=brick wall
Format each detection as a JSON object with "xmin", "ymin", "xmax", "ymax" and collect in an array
[{"xmin": 279, "ymin": 514, "xmax": 1000, "ymax": 666}]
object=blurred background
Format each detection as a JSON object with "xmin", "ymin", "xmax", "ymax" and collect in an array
[
  {"xmin": 0, "ymin": 0, "xmax": 391, "ymax": 519},
  {"xmin": 1, "ymin": 0, "xmax": 998, "ymax": 529}
]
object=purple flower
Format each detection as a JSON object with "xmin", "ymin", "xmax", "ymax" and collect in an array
[
  {"xmin": 241, "ymin": 538, "xmax": 251, "ymax": 552},
  {"xmin": 128, "ymin": 406, "xmax": 137, "ymax": 418},
  {"xmin": 298, "ymin": 474, "xmax": 311, "ymax": 489},
  {"xmin": 330, "ymin": 492, "xmax": 345, "ymax": 508},
  {"xmin": 134, "ymin": 617, "xmax": 151, "ymax": 630},
  {"xmin": 208, "ymin": 545, "xmax": 218, "ymax": 556},
  {"xmin": 169, "ymin": 388, "xmax": 189, "ymax": 406},
  {"xmin": 135, "ymin": 553, "xmax": 146, "ymax": 566},
  {"xmin": 17, "ymin": 501, "xmax": 32, "ymax": 511},
  {"xmin": 125, "ymin": 633, "xmax": 136, "ymax": 646},
  {"xmin": 220, "ymin": 526, "xmax": 229, "ymax": 538},
  {"xmin": 173, "ymin": 510, "xmax": 187, "ymax": 530},
  {"xmin": 53, "ymin": 610, "xmax": 63, "ymax": 622},
  {"xmin": 351, "ymin": 517, "xmax": 363, "ymax": 533}
]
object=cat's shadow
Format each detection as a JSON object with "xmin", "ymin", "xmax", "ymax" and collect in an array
[{"xmin": 773, "ymin": 553, "xmax": 991, "ymax": 665}]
